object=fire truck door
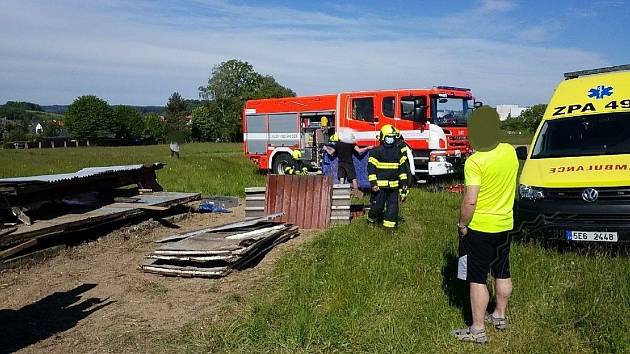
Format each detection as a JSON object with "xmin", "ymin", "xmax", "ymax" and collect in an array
[
  {"xmin": 396, "ymin": 96, "xmax": 430, "ymax": 148},
  {"xmin": 344, "ymin": 95, "xmax": 378, "ymax": 146}
]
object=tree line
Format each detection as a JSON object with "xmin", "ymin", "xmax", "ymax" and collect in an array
[
  {"xmin": 61, "ymin": 59, "xmax": 295, "ymax": 144},
  {"xmin": 500, "ymin": 104, "xmax": 547, "ymax": 133},
  {"xmin": 0, "ymin": 102, "xmax": 63, "ymax": 143},
  {"xmin": 5, "ymin": 59, "xmax": 545, "ymax": 145}
]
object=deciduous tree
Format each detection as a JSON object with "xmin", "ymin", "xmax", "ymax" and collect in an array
[
  {"xmin": 520, "ymin": 104, "xmax": 547, "ymax": 133},
  {"xmin": 197, "ymin": 59, "xmax": 295, "ymax": 142},
  {"xmin": 65, "ymin": 95, "xmax": 115, "ymax": 138},
  {"xmin": 143, "ymin": 113, "xmax": 166, "ymax": 143},
  {"xmin": 113, "ymin": 105, "xmax": 144, "ymax": 140}
]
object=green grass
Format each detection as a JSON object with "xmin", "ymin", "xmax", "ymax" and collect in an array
[
  {"xmin": 176, "ymin": 190, "xmax": 630, "ymax": 353},
  {"xmin": 0, "ymin": 143, "xmax": 264, "ymax": 196},
  {"xmin": 499, "ymin": 130, "xmax": 534, "ymax": 146},
  {"xmin": 2, "ymin": 143, "xmax": 628, "ymax": 352}
]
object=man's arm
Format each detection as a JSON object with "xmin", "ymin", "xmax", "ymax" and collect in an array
[
  {"xmin": 323, "ymin": 145, "xmax": 336, "ymax": 155},
  {"xmin": 367, "ymin": 149, "xmax": 379, "ymax": 191},
  {"xmin": 354, "ymin": 145, "xmax": 373, "ymax": 154},
  {"xmin": 458, "ymin": 185, "xmax": 480, "ymax": 235}
]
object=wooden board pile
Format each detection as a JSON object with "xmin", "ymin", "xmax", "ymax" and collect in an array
[{"xmin": 141, "ymin": 215, "xmax": 298, "ymax": 278}]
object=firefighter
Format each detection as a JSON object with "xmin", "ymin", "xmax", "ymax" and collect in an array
[
  {"xmin": 284, "ymin": 150, "xmax": 309, "ymax": 175},
  {"xmin": 396, "ymin": 133, "xmax": 412, "ymax": 201},
  {"xmin": 367, "ymin": 125, "xmax": 409, "ymax": 228}
]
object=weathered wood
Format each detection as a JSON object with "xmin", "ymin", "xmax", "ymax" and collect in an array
[
  {"xmin": 141, "ymin": 259, "xmax": 229, "ymax": 278},
  {"xmin": 143, "ymin": 219, "xmax": 298, "ymax": 278},
  {"xmin": 0, "ymin": 238, "xmax": 38, "ymax": 259},
  {"xmin": 0, "ymin": 192, "xmax": 200, "ymax": 251},
  {"xmin": 1, "ymin": 245, "xmax": 65, "ymax": 269}
]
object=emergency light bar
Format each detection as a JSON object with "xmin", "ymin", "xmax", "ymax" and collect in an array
[
  {"xmin": 564, "ymin": 64, "xmax": 630, "ymax": 80},
  {"xmin": 435, "ymin": 86, "xmax": 471, "ymax": 91}
]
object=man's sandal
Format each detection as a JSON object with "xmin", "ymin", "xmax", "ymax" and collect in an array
[
  {"xmin": 486, "ymin": 314, "xmax": 508, "ymax": 331},
  {"xmin": 451, "ymin": 327, "xmax": 487, "ymax": 344}
]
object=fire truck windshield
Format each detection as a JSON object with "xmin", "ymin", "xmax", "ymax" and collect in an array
[{"xmin": 431, "ymin": 97, "xmax": 473, "ymax": 127}]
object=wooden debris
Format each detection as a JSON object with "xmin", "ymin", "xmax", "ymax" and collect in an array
[
  {"xmin": 0, "ymin": 192, "xmax": 200, "ymax": 260},
  {"xmin": 330, "ymin": 184, "xmax": 351, "ymax": 225},
  {"xmin": 141, "ymin": 218, "xmax": 298, "ymax": 278}
]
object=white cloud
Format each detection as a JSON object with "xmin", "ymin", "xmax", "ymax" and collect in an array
[
  {"xmin": 0, "ymin": 0, "xmax": 608, "ymax": 106},
  {"xmin": 519, "ymin": 21, "xmax": 564, "ymax": 42},
  {"xmin": 478, "ymin": 0, "xmax": 517, "ymax": 13}
]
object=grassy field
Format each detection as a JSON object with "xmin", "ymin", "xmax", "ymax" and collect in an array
[
  {"xmin": 0, "ymin": 143, "xmax": 264, "ymax": 196},
  {"xmin": 1, "ymin": 143, "xmax": 628, "ymax": 353},
  {"xmin": 175, "ymin": 189, "xmax": 629, "ymax": 353},
  {"xmin": 499, "ymin": 131, "xmax": 534, "ymax": 146}
]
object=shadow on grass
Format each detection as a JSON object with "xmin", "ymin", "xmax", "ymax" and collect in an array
[
  {"xmin": 0, "ymin": 283, "xmax": 114, "ymax": 353},
  {"xmin": 441, "ymin": 250, "xmax": 472, "ymax": 325}
]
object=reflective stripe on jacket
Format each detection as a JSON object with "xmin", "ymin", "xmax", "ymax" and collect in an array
[{"xmin": 367, "ymin": 144, "xmax": 408, "ymax": 189}]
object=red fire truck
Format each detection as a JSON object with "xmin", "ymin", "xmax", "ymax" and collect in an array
[{"xmin": 242, "ymin": 86, "xmax": 481, "ymax": 181}]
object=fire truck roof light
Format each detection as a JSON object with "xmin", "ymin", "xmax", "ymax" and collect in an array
[
  {"xmin": 564, "ymin": 64, "xmax": 630, "ymax": 80},
  {"xmin": 435, "ymin": 86, "xmax": 471, "ymax": 91}
]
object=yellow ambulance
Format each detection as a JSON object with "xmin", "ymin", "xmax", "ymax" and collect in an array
[{"xmin": 516, "ymin": 65, "xmax": 630, "ymax": 243}]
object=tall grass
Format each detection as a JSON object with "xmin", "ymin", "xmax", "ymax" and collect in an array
[
  {"xmin": 499, "ymin": 130, "xmax": 534, "ymax": 146},
  {"xmin": 177, "ymin": 190, "xmax": 629, "ymax": 353},
  {"xmin": 0, "ymin": 143, "xmax": 264, "ymax": 196}
]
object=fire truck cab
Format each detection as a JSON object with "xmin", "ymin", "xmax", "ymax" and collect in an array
[{"xmin": 243, "ymin": 87, "xmax": 480, "ymax": 181}]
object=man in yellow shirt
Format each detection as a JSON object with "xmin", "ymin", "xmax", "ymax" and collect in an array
[{"xmin": 452, "ymin": 107, "xmax": 519, "ymax": 344}]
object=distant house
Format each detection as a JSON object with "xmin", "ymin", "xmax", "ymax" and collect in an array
[
  {"xmin": 495, "ymin": 104, "xmax": 529, "ymax": 121},
  {"xmin": 35, "ymin": 122, "xmax": 43, "ymax": 135}
]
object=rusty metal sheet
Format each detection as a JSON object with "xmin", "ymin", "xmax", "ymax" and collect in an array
[{"xmin": 265, "ymin": 175, "xmax": 332, "ymax": 229}]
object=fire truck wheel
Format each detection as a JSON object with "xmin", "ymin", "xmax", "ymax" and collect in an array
[{"xmin": 272, "ymin": 153, "xmax": 292, "ymax": 175}]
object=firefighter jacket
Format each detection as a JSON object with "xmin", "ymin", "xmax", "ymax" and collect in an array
[
  {"xmin": 284, "ymin": 159, "xmax": 308, "ymax": 175},
  {"xmin": 368, "ymin": 143, "xmax": 409, "ymax": 189}
]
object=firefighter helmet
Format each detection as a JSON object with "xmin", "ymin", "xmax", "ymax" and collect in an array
[
  {"xmin": 379, "ymin": 124, "xmax": 399, "ymax": 141},
  {"xmin": 291, "ymin": 150, "xmax": 303, "ymax": 160}
]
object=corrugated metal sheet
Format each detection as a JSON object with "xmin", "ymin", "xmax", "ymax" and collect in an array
[
  {"xmin": 265, "ymin": 175, "xmax": 332, "ymax": 229},
  {"xmin": 0, "ymin": 164, "xmax": 147, "ymax": 184}
]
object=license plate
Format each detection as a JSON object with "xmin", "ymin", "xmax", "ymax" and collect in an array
[{"xmin": 566, "ymin": 231, "xmax": 618, "ymax": 242}]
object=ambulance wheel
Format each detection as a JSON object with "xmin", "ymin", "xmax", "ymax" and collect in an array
[{"xmin": 272, "ymin": 153, "xmax": 291, "ymax": 175}]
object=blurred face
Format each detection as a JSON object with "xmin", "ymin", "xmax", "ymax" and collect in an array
[
  {"xmin": 468, "ymin": 107, "xmax": 500, "ymax": 152},
  {"xmin": 384, "ymin": 136, "xmax": 395, "ymax": 145}
]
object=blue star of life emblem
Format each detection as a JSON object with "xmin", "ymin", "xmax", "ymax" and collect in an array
[{"xmin": 587, "ymin": 85, "xmax": 613, "ymax": 99}]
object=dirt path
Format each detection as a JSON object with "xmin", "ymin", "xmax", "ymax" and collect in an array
[{"xmin": 0, "ymin": 205, "xmax": 318, "ymax": 353}]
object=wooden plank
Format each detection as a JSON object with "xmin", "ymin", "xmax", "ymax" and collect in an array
[
  {"xmin": 148, "ymin": 254, "xmax": 239, "ymax": 262},
  {"xmin": 1, "ymin": 245, "xmax": 65, "ymax": 269},
  {"xmin": 1, "ymin": 192, "xmax": 200, "ymax": 249},
  {"xmin": 296, "ymin": 176, "xmax": 307, "ymax": 229},
  {"xmin": 320, "ymin": 177, "xmax": 333, "ymax": 228},
  {"xmin": 141, "ymin": 259, "xmax": 229, "ymax": 278},
  {"xmin": 310, "ymin": 175, "xmax": 321, "ymax": 230},
  {"xmin": 0, "ymin": 238, "xmax": 38, "ymax": 259},
  {"xmin": 109, "ymin": 204, "xmax": 169, "ymax": 211}
]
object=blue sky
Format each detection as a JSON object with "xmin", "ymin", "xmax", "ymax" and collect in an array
[{"xmin": 0, "ymin": 0, "xmax": 628, "ymax": 106}]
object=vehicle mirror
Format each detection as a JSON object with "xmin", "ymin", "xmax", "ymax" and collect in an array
[
  {"xmin": 515, "ymin": 146, "xmax": 528, "ymax": 160},
  {"xmin": 474, "ymin": 101, "xmax": 483, "ymax": 108},
  {"xmin": 413, "ymin": 107, "xmax": 427, "ymax": 123}
]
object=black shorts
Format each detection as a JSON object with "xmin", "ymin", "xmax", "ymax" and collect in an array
[
  {"xmin": 457, "ymin": 228, "xmax": 512, "ymax": 284},
  {"xmin": 338, "ymin": 162, "xmax": 356, "ymax": 181}
]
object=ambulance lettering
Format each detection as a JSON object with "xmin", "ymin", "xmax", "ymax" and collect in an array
[
  {"xmin": 549, "ymin": 164, "xmax": 629, "ymax": 173},
  {"xmin": 552, "ymin": 102, "xmax": 597, "ymax": 116}
]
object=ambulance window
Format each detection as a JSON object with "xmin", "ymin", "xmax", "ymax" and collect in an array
[
  {"xmin": 352, "ymin": 97, "xmax": 374, "ymax": 122},
  {"xmin": 382, "ymin": 97, "xmax": 395, "ymax": 118}
]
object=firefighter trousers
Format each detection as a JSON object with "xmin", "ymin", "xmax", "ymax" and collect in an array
[{"xmin": 367, "ymin": 188, "xmax": 399, "ymax": 228}]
